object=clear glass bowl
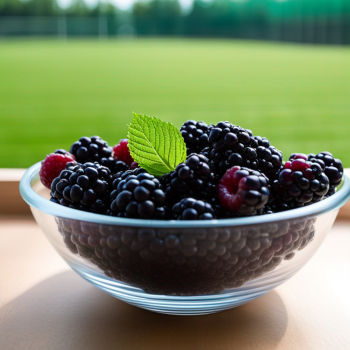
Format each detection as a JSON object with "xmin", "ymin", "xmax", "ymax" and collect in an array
[{"xmin": 20, "ymin": 162, "xmax": 350, "ymax": 315}]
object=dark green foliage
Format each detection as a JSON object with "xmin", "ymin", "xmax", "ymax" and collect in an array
[
  {"xmin": 0, "ymin": 0, "xmax": 349, "ymax": 45},
  {"xmin": 0, "ymin": 0, "xmax": 57, "ymax": 16}
]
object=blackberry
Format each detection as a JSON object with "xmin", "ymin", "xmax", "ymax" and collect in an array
[
  {"xmin": 56, "ymin": 215, "xmax": 316, "ymax": 296},
  {"xmin": 325, "ymin": 185, "xmax": 336, "ymax": 198},
  {"xmin": 264, "ymin": 195, "xmax": 303, "ymax": 213},
  {"xmin": 274, "ymin": 154, "xmax": 329, "ymax": 208},
  {"xmin": 257, "ymin": 202, "xmax": 275, "ymax": 215},
  {"xmin": 50, "ymin": 161, "xmax": 112, "ymax": 214},
  {"xmin": 172, "ymin": 198, "xmax": 216, "ymax": 220},
  {"xmin": 110, "ymin": 169, "xmax": 169, "ymax": 219},
  {"xmin": 162, "ymin": 153, "xmax": 217, "ymax": 203},
  {"xmin": 217, "ymin": 166, "xmax": 270, "ymax": 216},
  {"xmin": 307, "ymin": 152, "xmax": 343, "ymax": 187},
  {"xmin": 109, "ymin": 167, "xmax": 147, "ymax": 199},
  {"xmin": 100, "ymin": 157, "xmax": 130, "ymax": 174},
  {"xmin": 255, "ymin": 137, "xmax": 283, "ymax": 180},
  {"xmin": 180, "ymin": 120, "xmax": 213, "ymax": 155},
  {"xmin": 203, "ymin": 122, "xmax": 282, "ymax": 180},
  {"xmin": 203, "ymin": 122, "xmax": 258, "ymax": 175},
  {"xmin": 70, "ymin": 136, "xmax": 112, "ymax": 164}
]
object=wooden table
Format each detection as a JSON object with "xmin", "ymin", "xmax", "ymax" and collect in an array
[{"xmin": 0, "ymin": 170, "xmax": 350, "ymax": 350}]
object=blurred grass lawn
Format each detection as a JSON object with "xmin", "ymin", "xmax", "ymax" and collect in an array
[{"xmin": 0, "ymin": 38, "xmax": 349, "ymax": 168}]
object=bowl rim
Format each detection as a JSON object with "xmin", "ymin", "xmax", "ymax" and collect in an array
[{"xmin": 20, "ymin": 162, "xmax": 350, "ymax": 228}]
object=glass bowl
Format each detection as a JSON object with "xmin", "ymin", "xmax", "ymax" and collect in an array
[{"xmin": 20, "ymin": 162, "xmax": 350, "ymax": 315}]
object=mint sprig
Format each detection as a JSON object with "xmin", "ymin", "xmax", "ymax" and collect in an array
[{"xmin": 127, "ymin": 113, "xmax": 187, "ymax": 176}]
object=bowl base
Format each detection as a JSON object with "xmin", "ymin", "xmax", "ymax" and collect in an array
[{"xmin": 73, "ymin": 266, "xmax": 272, "ymax": 315}]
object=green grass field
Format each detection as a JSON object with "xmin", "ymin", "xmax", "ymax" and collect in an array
[{"xmin": 0, "ymin": 39, "xmax": 349, "ymax": 168}]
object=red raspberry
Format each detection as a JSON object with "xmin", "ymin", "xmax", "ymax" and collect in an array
[
  {"xmin": 112, "ymin": 139, "xmax": 134, "ymax": 166},
  {"xmin": 39, "ymin": 153, "xmax": 75, "ymax": 189},
  {"xmin": 217, "ymin": 166, "xmax": 270, "ymax": 216}
]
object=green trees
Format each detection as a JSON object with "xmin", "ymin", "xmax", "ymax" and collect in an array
[
  {"xmin": 0, "ymin": 0, "xmax": 349, "ymax": 44},
  {"xmin": 0, "ymin": 0, "xmax": 57, "ymax": 16},
  {"xmin": 133, "ymin": 0, "xmax": 181, "ymax": 35}
]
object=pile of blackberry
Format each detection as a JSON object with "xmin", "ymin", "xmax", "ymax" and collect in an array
[
  {"xmin": 40, "ymin": 120, "xmax": 344, "ymax": 296},
  {"xmin": 44, "ymin": 126, "xmax": 343, "ymax": 219},
  {"xmin": 56, "ymin": 216, "xmax": 316, "ymax": 295}
]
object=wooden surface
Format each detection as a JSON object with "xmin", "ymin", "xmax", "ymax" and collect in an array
[
  {"xmin": 0, "ymin": 169, "xmax": 31, "ymax": 215},
  {"xmin": 0, "ymin": 216, "xmax": 349, "ymax": 350}
]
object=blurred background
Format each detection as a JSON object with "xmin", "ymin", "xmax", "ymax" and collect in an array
[{"xmin": 0, "ymin": 0, "xmax": 349, "ymax": 168}]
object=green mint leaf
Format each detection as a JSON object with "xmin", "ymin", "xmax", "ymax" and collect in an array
[{"xmin": 127, "ymin": 113, "xmax": 187, "ymax": 176}]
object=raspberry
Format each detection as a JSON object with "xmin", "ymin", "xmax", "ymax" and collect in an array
[
  {"xmin": 172, "ymin": 198, "xmax": 216, "ymax": 220},
  {"xmin": 112, "ymin": 139, "xmax": 134, "ymax": 166},
  {"xmin": 274, "ymin": 154, "xmax": 329, "ymax": 207},
  {"xmin": 217, "ymin": 166, "xmax": 270, "ymax": 216},
  {"xmin": 39, "ymin": 153, "xmax": 75, "ymax": 189},
  {"xmin": 70, "ymin": 136, "xmax": 112, "ymax": 164}
]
